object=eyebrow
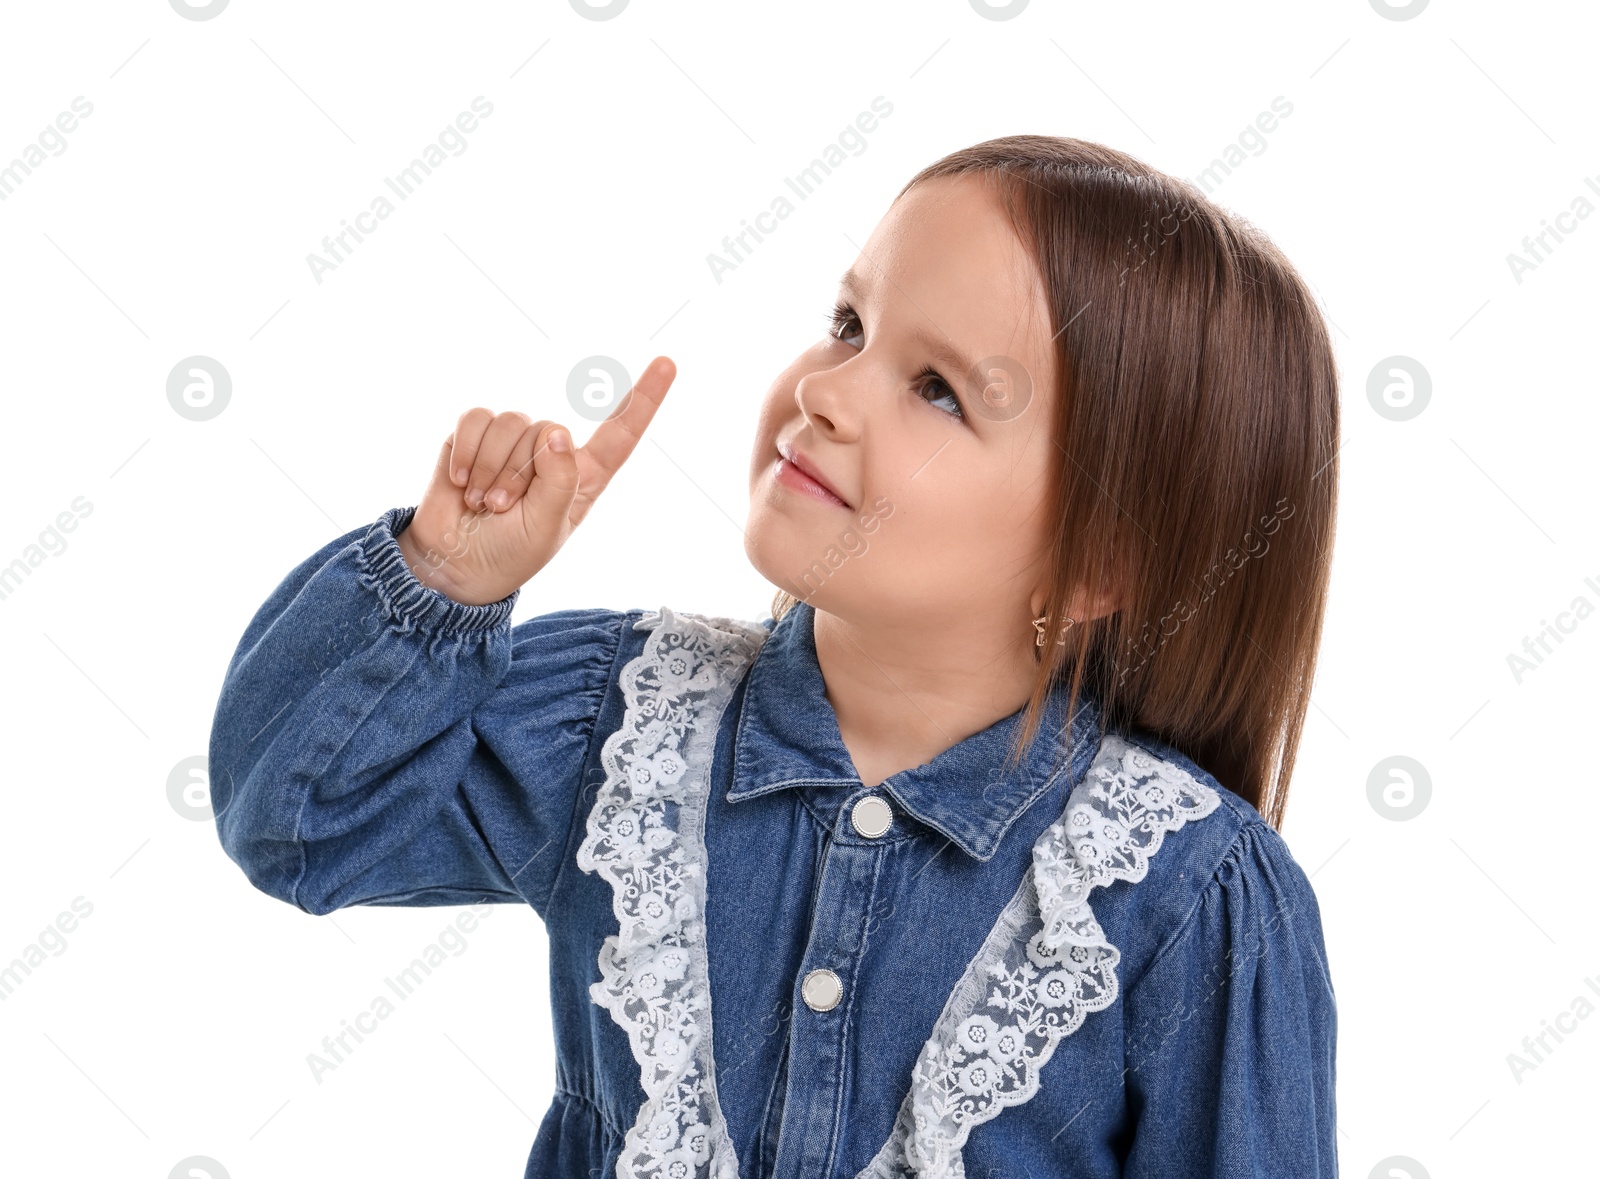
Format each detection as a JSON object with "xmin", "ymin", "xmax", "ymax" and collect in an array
[{"xmin": 838, "ymin": 269, "xmax": 978, "ymax": 381}]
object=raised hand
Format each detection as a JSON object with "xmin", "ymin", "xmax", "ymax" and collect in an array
[{"xmin": 394, "ymin": 356, "xmax": 677, "ymax": 606}]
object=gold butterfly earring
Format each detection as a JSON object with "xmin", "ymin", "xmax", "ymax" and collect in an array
[{"xmin": 1031, "ymin": 612, "xmax": 1076, "ymax": 648}]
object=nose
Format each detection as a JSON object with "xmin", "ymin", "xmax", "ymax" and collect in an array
[{"xmin": 794, "ymin": 357, "xmax": 863, "ymax": 441}]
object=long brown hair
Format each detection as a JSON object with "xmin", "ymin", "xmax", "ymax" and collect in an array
[{"xmin": 769, "ymin": 136, "xmax": 1339, "ymax": 831}]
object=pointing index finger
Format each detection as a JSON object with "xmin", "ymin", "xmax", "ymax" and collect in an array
[{"xmin": 574, "ymin": 356, "xmax": 676, "ymax": 495}]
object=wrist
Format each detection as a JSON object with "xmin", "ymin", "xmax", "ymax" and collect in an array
[
  {"xmin": 395, "ymin": 522, "xmax": 474, "ymax": 605},
  {"xmin": 358, "ymin": 506, "xmax": 518, "ymax": 631}
]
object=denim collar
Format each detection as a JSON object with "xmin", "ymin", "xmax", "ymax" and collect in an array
[{"xmin": 727, "ymin": 599, "xmax": 1101, "ymax": 862}]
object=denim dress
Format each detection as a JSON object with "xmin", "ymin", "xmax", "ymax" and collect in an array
[{"xmin": 209, "ymin": 504, "xmax": 1338, "ymax": 1179}]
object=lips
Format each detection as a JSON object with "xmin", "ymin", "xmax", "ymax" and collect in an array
[{"xmin": 776, "ymin": 439, "xmax": 851, "ymax": 508}]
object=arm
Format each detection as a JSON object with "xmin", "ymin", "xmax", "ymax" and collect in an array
[
  {"xmin": 1120, "ymin": 821, "xmax": 1339, "ymax": 1177},
  {"xmin": 207, "ymin": 504, "xmax": 626, "ymax": 918}
]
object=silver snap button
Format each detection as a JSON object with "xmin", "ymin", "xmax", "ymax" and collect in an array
[
  {"xmin": 851, "ymin": 795, "xmax": 893, "ymax": 838},
  {"xmin": 801, "ymin": 967, "xmax": 842, "ymax": 1012}
]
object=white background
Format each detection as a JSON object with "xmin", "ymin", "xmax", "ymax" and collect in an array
[{"xmin": 2, "ymin": 1, "xmax": 1597, "ymax": 1176}]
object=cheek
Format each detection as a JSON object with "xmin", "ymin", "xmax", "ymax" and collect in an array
[
  {"xmin": 748, "ymin": 390, "xmax": 788, "ymax": 485},
  {"xmin": 850, "ymin": 467, "xmax": 957, "ymax": 575},
  {"xmin": 886, "ymin": 457, "xmax": 1045, "ymax": 566}
]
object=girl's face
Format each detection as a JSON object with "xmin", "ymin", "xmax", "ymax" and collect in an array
[{"xmin": 745, "ymin": 172, "xmax": 1061, "ymax": 639}]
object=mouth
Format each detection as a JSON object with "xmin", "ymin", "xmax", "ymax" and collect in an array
[{"xmin": 774, "ymin": 440, "xmax": 851, "ymax": 510}]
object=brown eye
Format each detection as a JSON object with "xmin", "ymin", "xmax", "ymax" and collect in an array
[
  {"xmin": 827, "ymin": 303, "xmax": 864, "ymax": 347},
  {"xmin": 917, "ymin": 368, "xmax": 964, "ymax": 420}
]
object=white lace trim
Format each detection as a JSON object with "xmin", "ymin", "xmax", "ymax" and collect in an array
[
  {"xmin": 574, "ymin": 606, "xmax": 769, "ymax": 1179},
  {"xmin": 855, "ymin": 733, "xmax": 1223, "ymax": 1179}
]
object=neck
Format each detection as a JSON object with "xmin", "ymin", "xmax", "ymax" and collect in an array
[{"xmin": 809, "ymin": 603, "xmax": 1041, "ymax": 787}]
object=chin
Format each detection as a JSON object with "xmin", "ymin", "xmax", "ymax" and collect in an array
[
  {"xmin": 743, "ymin": 509, "xmax": 825, "ymax": 605},
  {"xmin": 742, "ymin": 508, "xmax": 791, "ymax": 587}
]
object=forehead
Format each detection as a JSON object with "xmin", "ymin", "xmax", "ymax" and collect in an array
[{"xmin": 847, "ymin": 173, "xmax": 1055, "ymax": 396}]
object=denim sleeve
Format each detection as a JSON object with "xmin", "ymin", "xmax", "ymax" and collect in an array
[
  {"xmin": 1120, "ymin": 821, "xmax": 1338, "ymax": 1177},
  {"xmin": 208, "ymin": 504, "xmax": 626, "ymax": 919}
]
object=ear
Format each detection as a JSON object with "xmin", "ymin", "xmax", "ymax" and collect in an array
[
  {"xmin": 1029, "ymin": 581, "xmax": 1122, "ymax": 626},
  {"xmin": 1068, "ymin": 583, "xmax": 1122, "ymax": 624}
]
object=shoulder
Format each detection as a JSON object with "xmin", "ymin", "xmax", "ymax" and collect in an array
[
  {"xmin": 1098, "ymin": 737, "xmax": 1339, "ymax": 1173},
  {"xmin": 1109, "ymin": 724, "xmax": 1269, "ymax": 862},
  {"xmin": 1074, "ymin": 725, "xmax": 1327, "ymax": 998},
  {"xmin": 1075, "ymin": 723, "xmax": 1261, "ymax": 890},
  {"xmin": 508, "ymin": 605, "xmax": 642, "ymax": 668},
  {"xmin": 599, "ymin": 606, "xmax": 776, "ymax": 676},
  {"xmin": 504, "ymin": 605, "xmax": 774, "ymax": 698}
]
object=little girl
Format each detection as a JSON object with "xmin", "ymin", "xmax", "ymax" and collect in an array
[{"xmin": 211, "ymin": 135, "xmax": 1339, "ymax": 1179}]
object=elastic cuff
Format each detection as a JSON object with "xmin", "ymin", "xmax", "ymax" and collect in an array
[{"xmin": 355, "ymin": 505, "xmax": 519, "ymax": 635}]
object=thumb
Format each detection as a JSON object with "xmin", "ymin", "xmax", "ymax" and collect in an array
[{"xmin": 518, "ymin": 422, "xmax": 581, "ymax": 539}]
